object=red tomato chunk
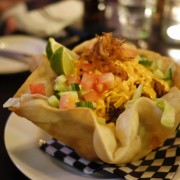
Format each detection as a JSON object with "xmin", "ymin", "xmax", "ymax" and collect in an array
[
  {"xmin": 80, "ymin": 73, "xmax": 97, "ymax": 90},
  {"xmin": 59, "ymin": 94, "xmax": 76, "ymax": 109},
  {"xmin": 83, "ymin": 89, "xmax": 99, "ymax": 102},
  {"xmin": 29, "ymin": 83, "xmax": 46, "ymax": 95}
]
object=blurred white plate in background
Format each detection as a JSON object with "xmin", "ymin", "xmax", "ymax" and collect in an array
[
  {"xmin": 0, "ymin": 35, "xmax": 46, "ymax": 74},
  {"xmin": 15, "ymin": 0, "xmax": 83, "ymax": 37}
]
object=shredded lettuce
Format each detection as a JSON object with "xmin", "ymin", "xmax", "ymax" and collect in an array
[
  {"xmin": 125, "ymin": 85, "xmax": 142, "ymax": 109},
  {"xmin": 138, "ymin": 55, "xmax": 153, "ymax": 67},
  {"xmin": 138, "ymin": 55, "xmax": 175, "ymax": 85},
  {"xmin": 155, "ymin": 98, "xmax": 175, "ymax": 128}
]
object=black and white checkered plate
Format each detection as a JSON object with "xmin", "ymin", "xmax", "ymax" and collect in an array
[{"xmin": 40, "ymin": 129, "xmax": 180, "ymax": 180}]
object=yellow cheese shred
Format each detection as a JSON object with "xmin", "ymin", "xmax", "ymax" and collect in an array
[{"xmin": 93, "ymin": 57, "xmax": 170, "ymax": 121}]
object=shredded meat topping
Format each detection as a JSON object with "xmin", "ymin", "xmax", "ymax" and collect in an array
[
  {"xmin": 153, "ymin": 79, "xmax": 167, "ymax": 97},
  {"xmin": 78, "ymin": 33, "xmax": 136, "ymax": 80}
]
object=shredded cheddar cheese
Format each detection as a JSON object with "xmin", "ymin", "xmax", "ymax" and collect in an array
[
  {"xmin": 74, "ymin": 33, "xmax": 171, "ymax": 122},
  {"xmin": 91, "ymin": 56, "xmax": 169, "ymax": 120}
]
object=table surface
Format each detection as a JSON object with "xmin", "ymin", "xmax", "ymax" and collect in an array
[
  {"xmin": 0, "ymin": 1, "xmax": 180, "ymax": 179},
  {"xmin": 0, "ymin": 72, "xmax": 31, "ymax": 180}
]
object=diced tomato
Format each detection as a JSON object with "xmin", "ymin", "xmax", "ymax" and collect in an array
[
  {"xmin": 93, "ymin": 83, "xmax": 104, "ymax": 93},
  {"xmin": 96, "ymin": 73, "xmax": 115, "ymax": 92},
  {"xmin": 59, "ymin": 94, "xmax": 76, "ymax": 109},
  {"xmin": 67, "ymin": 74, "xmax": 81, "ymax": 86},
  {"xmin": 83, "ymin": 89, "xmax": 99, "ymax": 102},
  {"xmin": 80, "ymin": 73, "xmax": 97, "ymax": 90},
  {"xmin": 29, "ymin": 83, "xmax": 46, "ymax": 95}
]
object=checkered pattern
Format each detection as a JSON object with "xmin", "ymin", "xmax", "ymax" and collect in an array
[
  {"xmin": 40, "ymin": 138, "xmax": 105, "ymax": 174},
  {"xmin": 40, "ymin": 129, "xmax": 180, "ymax": 180}
]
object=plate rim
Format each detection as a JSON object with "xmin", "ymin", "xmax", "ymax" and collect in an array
[
  {"xmin": 0, "ymin": 35, "xmax": 46, "ymax": 75},
  {"xmin": 4, "ymin": 113, "xmax": 180, "ymax": 180},
  {"xmin": 4, "ymin": 113, "xmax": 117, "ymax": 180}
]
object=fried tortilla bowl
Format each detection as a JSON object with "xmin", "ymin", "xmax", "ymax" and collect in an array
[{"xmin": 6, "ymin": 33, "xmax": 180, "ymax": 165}]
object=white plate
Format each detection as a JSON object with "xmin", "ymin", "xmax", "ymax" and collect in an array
[
  {"xmin": 4, "ymin": 113, "xmax": 120, "ymax": 180},
  {"xmin": 0, "ymin": 35, "xmax": 46, "ymax": 74}
]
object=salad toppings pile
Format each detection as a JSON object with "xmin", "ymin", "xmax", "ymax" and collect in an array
[
  {"xmin": 3, "ymin": 33, "xmax": 180, "ymax": 165},
  {"xmin": 30, "ymin": 33, "xmax": 174, "ymax": 124}
]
